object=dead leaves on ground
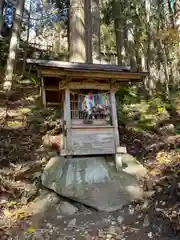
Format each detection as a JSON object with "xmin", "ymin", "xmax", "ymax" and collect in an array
[
  {"xmin": 2, "ymin": 206, "xmax": 32, "ymax": 225},
  {"xmin": 148, "ymin": 150, "xmax": 180, "ymax": 176},
  {"xmin": 14, "ymin": 158, "xmax": 46, "ymax": 181},
  {"xmin": 0, "ymin": 179, "xmax": 21, "ymax": 199}
]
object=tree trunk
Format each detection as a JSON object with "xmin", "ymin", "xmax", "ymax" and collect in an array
[
  {"xmin": 112, "ymin": 0, "xmax": 124, "ymax": 65},
  {"xmin": 92, "ymin": 0, "xmax": 101, "ymax": 63},
  {"xmin": 159, "ymin": 0, "xmax": 170, "ymax": 98},
  {"xmin": 0, "ymin": 0, "xmax": 4, "ymax": 36},
  {"xmin": 69, "ymin": 0, "xmax": 86, "ymax": 62},
  {"xmin": 134, "ymin": 26, "xmax": 142, "ymax": 71},
  {"xmin": 22, "ymin": 0, "xmax": 32, "ymax": 73},
  {"xmin": 163, "ymin": 0, "xmax": 175, "ymax": 27},
  {"xmin": 127, "ymin": 19, "xmax": 137, "ymax": 71},
  {"xmin": 167, "ymin": 0, "xmax": 175, "ymax": 27},
  {"xmin": 175, "ymin": 0, "xmax": 180, "ymax": 51},
  {"xmin": 145, "ymin": 0, "xmax": 154, "ymax": 94},
  {"xmin": 124, "ymin": 19, "xmax": 129, "ymax": 65},
  {"xmin": 3, "ymin": 0, "xmax": 25, "ymax": 91},
  {"xmin": 134, "ymin": 5, "xmax": 142, "ymax": 71},
  {"xmin": 84, "ymin": 0, "xmax": 92, "ymax": 63}
]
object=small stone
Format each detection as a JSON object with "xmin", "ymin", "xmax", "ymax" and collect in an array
[
  {"xmin": 106, "ymin": 234, "xmax": 112, "ymax": 239},
  {"xmin": 117, "ymin": 216, "xmax": 124, "ymax": 224},
  {"xmin": 116, "ymin": 236, "xmax": 124, "ymax": 240},
  {"xmin": 128, "ymin": 206, "xmax": 134, "ymax": 215},
  {"xmin": 46, "ymin": 223, "xmax": 52, "ymax": 228},
  {"xmin": 58, "ymin": 201, "xmax": 78, "ymax": 216},
  {"xmin": 67, "ymin": 218, "xmax": 76, "ymax": 228},
  {"xmin": 108, "ymin": 226, "xmax": 116, "ymax": 234},
  {"xmin": 111, "ymin": 221, "xmax": 116, "ymax": 225},
  {"xmin": 145, "ymin": 178, "xmax": 154, "ymax": 191},
  {"xmin": 147, "ymin": 232, "xmax": 153, "ymax": 238},
  {"xmin": 158, "ymin": 123, "xmax": 176, "ymax": 136},
  {"xmin": 137, "ymin": 214, "xmax": 143, "ymax": 219},
  {"xmin": 104, "ymin": 218, "xmax": 111, "ymax": 224},
  {"xmin": 143, "ymin": 215, "xmax": 150, "ymax": 228},
  {"xmin": 98, "ymin": 230, "xmax": 105, "ymax": 238},
  {"xmin": 115, "ymin": 226, "xmax": 122, "ymax": 234}
]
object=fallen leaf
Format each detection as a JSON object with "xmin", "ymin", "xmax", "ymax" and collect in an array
[
  {"xmin": 6, "ymin": 201, "xmax": 17, "ymax": 207},
  {"xmin": 27, "ymin": 226, "xmax": 36, "ymax": 233}
]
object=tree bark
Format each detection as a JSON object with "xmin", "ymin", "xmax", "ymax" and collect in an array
[
  {"xmin": 159, "ymin": 0, "xmax": 170, "ymax": 98},
  {"xmin": 112, "ymin": 0, "xmax": 124, "ymax": 65},
  {"xmin": 22, "ymin": 0, "xmax": 32, "ymax": 73},
  {"xmin": 168, "ymin": 0, "xmax": 175, "ymax": 27},
  {"xmin": 69, "ymin": 0, "xmax": 86, "ymax": 62},
  {"xmin": 175, "ymin": 0, "xmax": 180, "ymax": 51},
  {"xmin": 163, "ymin": 0, "xmax": 175, "ymax": 27},
  {"xmin": 3, "ymin": 0, "xmax": 25, "ymax": 91},
  {"xmin": 92, "ymin": 0, "xmax": 101, "ymax": 62},
  {"xmin": 127, "ymin": 19, "xmax": 137, "ymax": 71},
  {"xmin": 145, "ymin": 0, "xmax": 154, "ymax": 94},
  {"xmin": 0, "ymin": 0, "xmax": 5, "ymax": 36},
  {"xmin": 84, "ymin": 0, "xmax": 92, "ymax": 63}
]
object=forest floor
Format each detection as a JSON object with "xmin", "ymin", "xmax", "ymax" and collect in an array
[{"xmin": 0, "ymin": 84, "xmax": 180, "ymax": 239}]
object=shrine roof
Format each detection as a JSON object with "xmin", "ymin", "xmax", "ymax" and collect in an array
[{"xmin": 26, "ymin": 59, "xmax": 148, "ymax": 82}]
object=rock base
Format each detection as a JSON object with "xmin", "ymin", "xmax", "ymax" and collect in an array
[
  {"xmin": 120, "ymin": 154, "xmax": 147, "ymax": 178},
  {"xmin": 42, "ymin": 156, "xmax": 143, "ymax": 212}
]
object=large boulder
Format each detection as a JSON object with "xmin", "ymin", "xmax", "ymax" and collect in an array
[{"xmin": 41, "ymin": 156, "xmax": 143, "ymax": 212}]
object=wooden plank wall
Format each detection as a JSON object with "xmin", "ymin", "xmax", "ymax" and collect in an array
[{"xmin": 70, "ymin": 128, "xmax": 115, "ymax": 155}]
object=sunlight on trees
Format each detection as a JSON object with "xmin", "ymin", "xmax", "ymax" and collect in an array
[{"xmin": 0, "ymin": 0, "xmax": 179, "ymax": 95}]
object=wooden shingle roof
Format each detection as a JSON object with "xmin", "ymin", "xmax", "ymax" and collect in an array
[{"xmin": 27, "ymin": 59, "xmax": 148, "ymax": 81}]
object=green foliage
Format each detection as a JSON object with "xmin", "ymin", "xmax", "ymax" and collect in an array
[
  {"xmin": 0, "ymin": 40, "xmax": 9, "ymax": 63},
  {"xmin": 148, "ymin": 97, "xmax": 166, "ymax": 111},
  {"xmin": 31, "ymin": 76, "xmax": 40, "ymax": 85},
  {"xmin": 116, "ymin": 86, "xmax": 141, "ymax": 104},
  {"xmin": 116, "ymin": 84, "xmax": 180, "ymax": 135},
  {"xmin": 101, "ymin": 0, "xmax": 113, "ymax": 25},
  {"xmin": 101, "ymin": 23, "xmax": 116, "ymax": 53},
  {"xmin": 52, "ymin": 0, "xmax": 69, "ymax": 10}
]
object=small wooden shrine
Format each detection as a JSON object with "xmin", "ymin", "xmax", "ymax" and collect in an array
[{"xmin": 27, "ymin": 59, "xmax": 148, "ymax": 157}]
